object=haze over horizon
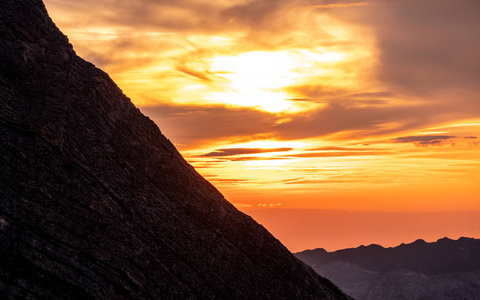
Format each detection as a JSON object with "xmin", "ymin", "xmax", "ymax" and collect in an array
[{"xmin": 43, "ymin": 0, "xmax": 480, "ymax": 251}]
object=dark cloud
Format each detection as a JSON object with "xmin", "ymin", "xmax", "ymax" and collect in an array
[
  {"xmin": 349, "ymin": 0, "xmax": 480, "ymax": 96},
  {"xmin": 285, "ymin": 83, "xmax": 345, "ymax": 102},
  {"xmin": 308, "ymin": 146, "xmax": 383, "ymax": 151},
  {"xmin": 282, "ymin": 179, "xmax": 361, "ymax": 185},
  {"xmin": 287, "ymin": 151, "xmax": 390, "ymax": 158},
  {"xmin": 274, "ymin": 102, "xmax": 434, "ymax": 140},
  {"xmin": 176, "ymin": 64, "xmax": 214, "ymax": 82},
  {"xmin": 208, "ymin": 178, "xmax": 250, "ymax": 184},
  {"xmin": 346, "ymin": 91, "xmax": 395, "ymax": 98},
  {"xmin": 140, "ymin": 99, "xmax": 476, "ymax": 147},
  {"xmin": 201, "ymin": 147, "xmax": 293, "ymax": 157},
  {"xmin": 46, "ymin": 0, "xmax": 223, "ymax": 32},
  {"xmin": 139, "ymin": 103, "xmax": 278, "ymax": 147},
  {"xmin": 228, "ymin": 156, "xmax": 292, "ymax": 162},
  {"xmin": 203, "ymin": 150, "xmax": 390, "ymax": 162},
  {"xmin": 393, "ymin": 135, "xmax": 455, "ymax": 144},
  {"xmin": 419, "ymin": 140, "xmax": 442, "ymax": 146},
  {"xmin": 218, "ymin": 0, "xmax": 337, "ymax": 50},
  {"xmin": 221, "ymin": 0, "xmax": 283, "ymax": 27},
  {"xmin": 286, "ymin": 86, "xmax": 393, "ymax": 106}
]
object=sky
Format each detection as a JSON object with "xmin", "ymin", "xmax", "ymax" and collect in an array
[{"xmin": 43, "ymin": 0, "xmax": 480, "ymax": 251}]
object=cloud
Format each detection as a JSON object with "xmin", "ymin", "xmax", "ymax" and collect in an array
[
  {"xmin": 208, "ymin": 178, "xmax": 250, "ymax": 184},
  {"xmin": 45, "ymin": 0, "xmax": 223, "ymax": 32},
  {"xmin": 393, "ymin": 135, "xmax": 455, "ymax": 145},
  {"xmin": 175, "ymin": 64, "xmax": 214, "ymax": 82},
  {"xmin": 221, "ymin": 0, "xmax": 284, "ymax": 28},
  {"xmin": 303, "ymin": 2, "xmax": 381, "ymax": 10},
  {"xmin": 287, "ymin": 151, "xmax": 390, "ymax": 158},
  {"xmin": 391, "ymin": 135, "xmax": 480, "ymax": 146},
  {"xmin": 217, "ymin": 0, "xmax": 343, "ymax": 51},
  {"xmin": 344, "ymin": 0, "xmax": 480, "ymax": 97},
  {"xmin": 257, "ymin": 203, "xmax": 283, "ymax": 208},
  {"xmin": 45, "ymin": 0, "xmax": 480, "ymax": 148},
  {"xmin": 201, "ymin": 149, "xmax": 389, "ymax": 162},
  {"xmin": 282, "ymin": 179, "xmax": 361, "ymax": 185},
  {"xmin": 139, "ymin": 103, "xmax": 278, "ymax": 147},
  {"xmin": 274, "ymin": 90, "xmax": 480, "ymax": 141},
  {"xmin": 308, "ymin": 146, "xmax": 382, "ymax": 151},
  {"xmin": 232, "ymin": 203, "xmax": 254, "ymax": 208},
  {"xmin": 201, "ymin": 147, "xmax": 293, "ymax": 157},
  {"xmin": 139, "ymin": 99, "xmax": 476, "ymax": 148},
  {"xmin": 227, "ymin": 156, "xmax": 291, "ymax": 162},
  {"xmin": 274, "ymin": 102, "xmax": 430, "ymax": 140}
]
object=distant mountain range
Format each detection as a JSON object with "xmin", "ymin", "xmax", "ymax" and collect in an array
[{"xmin": 296, "ymin": 237, "xmax": 480, "ymax": 300}]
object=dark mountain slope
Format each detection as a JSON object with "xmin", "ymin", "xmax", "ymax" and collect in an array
[
  {"xmin": 0, "ymin": 0, "xmax": 350, "ymax": 299},
  {"xmin": 296, "ymin": 237, "xmax": 480, "ymax": 300}
]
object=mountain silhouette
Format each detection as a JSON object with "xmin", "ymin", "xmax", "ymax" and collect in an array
[
  {"xmin": 296, "ymin": 237, "xmax": 480, "ymax": 300},
  {"xmin": 0, "ymin": 1, "xmax": 350, "ymax": 299}
]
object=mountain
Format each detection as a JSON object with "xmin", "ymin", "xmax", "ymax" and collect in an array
[
  {"xmin": 0, "ymin": 1, "xmax": 351, "ymax": 299},
  {"xmin": 296, "ymin": 237, "xmax": 480, "ymax": 300}
]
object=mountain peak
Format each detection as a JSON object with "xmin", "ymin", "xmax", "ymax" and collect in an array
[
  {"xmin": 437, "ymin": 237, "xmax": 453, "ymax": 242},
  {"xmin": 0, "ymin": 1, "xmax": 350, "ymax": 299},
  {"xmin": 413, "ymin": 238, "xmax": 427, "ymax": 243}
]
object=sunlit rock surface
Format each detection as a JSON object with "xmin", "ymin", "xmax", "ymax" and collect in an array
[{"xmin": 0, "ymin": 0, "xmax": 351, "ymax": 299}]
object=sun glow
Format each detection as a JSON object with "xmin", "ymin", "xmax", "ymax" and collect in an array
[
  {"xmin": 207, "ymin": 51, "xmax": 298, "ymax": 113},
  {"xmin": 206, "ymin": 50, "xmax": 349, "ymax": 113}
]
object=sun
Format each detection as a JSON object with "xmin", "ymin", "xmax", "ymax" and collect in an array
[
  {"xmin": 207, "ymin": 51, "xmax": 298, "ymax": 113},
  {"xmin": 205, "ymin": 50, "xmax": 347, "ymax": 113}
]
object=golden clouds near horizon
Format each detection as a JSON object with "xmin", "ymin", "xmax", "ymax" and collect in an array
[{"xmin": 190, "ymin": 132, "xmax": 480, "ymax": 212}]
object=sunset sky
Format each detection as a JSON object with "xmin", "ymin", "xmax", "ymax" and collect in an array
[{"xmin": 43, "ymin": 0, "xmax": 480, "ymax": 251}]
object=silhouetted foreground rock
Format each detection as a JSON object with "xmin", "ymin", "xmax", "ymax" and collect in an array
[{"xmin": 0, "ymin": 0, "xmax": 351, "ymax": 299}]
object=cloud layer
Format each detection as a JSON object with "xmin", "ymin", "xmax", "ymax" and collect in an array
[{"xmin": 43, "ymin": 0, "xmax": 480, "ymax": 213}]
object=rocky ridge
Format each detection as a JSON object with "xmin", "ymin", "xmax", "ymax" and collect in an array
[
  {"xmin": 0, "ymin": 0, "xmax": 350, "ymax": 299},
  {"xmin": 296, "ymin": 237, "xmax": 480, "ymax": 300}
]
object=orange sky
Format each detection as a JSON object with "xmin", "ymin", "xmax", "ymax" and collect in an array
[{"xmin": 44, "ymin": 0, "xmax": 480, "ymax": 251}]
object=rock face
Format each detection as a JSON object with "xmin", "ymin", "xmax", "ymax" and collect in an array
[
  {"xmin": 296, "ymin": 237, "xmax": 480, "ymax": 300},
  {"xmin": 0, "ymin": 1, "xmax": 351, "ymax": 299}
]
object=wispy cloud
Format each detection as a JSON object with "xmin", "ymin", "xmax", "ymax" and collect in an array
[
  {"xmin": 308, "ymin": 146, "xmax": 383, "ymax": 151},
  {"xmin": 302, "ymin": 2, "xmax": 382, "ymax": 10},
  {"xmin": 393, "ymin": 135, "xmax": 456, "ymax": 144},
  {"xmin": 287, "ymin": 151, "xmax": 390, "ymax": 158},
  {"xmin": 201, "ymin": 147, "xmax": 293, "ymax": 157}
]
